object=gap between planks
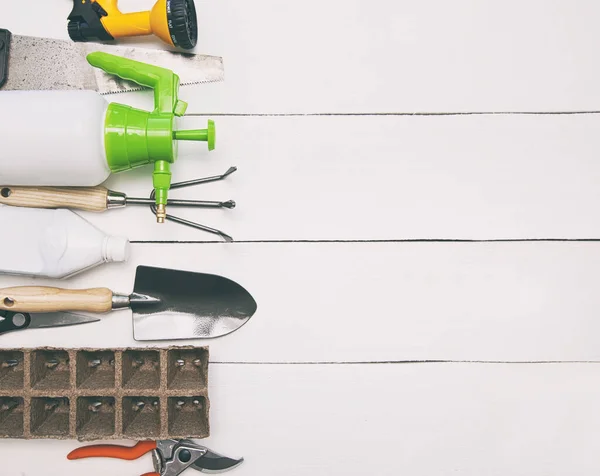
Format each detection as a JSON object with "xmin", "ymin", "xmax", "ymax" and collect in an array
[
  {"xmin": 189, "ymin": 111, "xmax": 600, "ymax": 117},
  {"xmin": 209, "ymin": 361, "xmax": 600, "ymax": 365},
  {"xmin": 131, "ymin": 238, "xmax": 600, "ymax": 244}
]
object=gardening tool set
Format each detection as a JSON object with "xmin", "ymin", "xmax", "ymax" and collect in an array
[{"xmin": 0, "ymin": 1, "xmax": 250, "ymax": 471}]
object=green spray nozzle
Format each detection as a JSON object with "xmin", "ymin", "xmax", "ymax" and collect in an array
[
  {"xmin": 86, "ymin": 52, "xmax": 216, "ymax": 221},
  {"xmin": 173, "ymin": 119, "xmax": 216, "ymax": 151}
]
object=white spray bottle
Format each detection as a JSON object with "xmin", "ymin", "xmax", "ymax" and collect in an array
[{"xmin": 0, "ymin": 52, "xmax": 215, "ymax": 223}]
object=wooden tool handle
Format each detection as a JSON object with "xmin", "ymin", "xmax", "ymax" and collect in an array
[
  {"xmin": 0, "ymin": 287, "xmax": 114, "ymax": 313},
  {"xmin": 0, "ymin": 186, "xmax": 109, "ymax": 212}
]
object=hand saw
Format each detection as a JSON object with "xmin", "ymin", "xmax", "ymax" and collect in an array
[{"xmin": 0, "ymin": 28, "xmax": 224, "ymax": 95}]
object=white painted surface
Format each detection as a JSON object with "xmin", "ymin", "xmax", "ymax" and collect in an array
[
  {"xmin": 2, "ymin": 241, "xmax": 600, "ymax": 363},
  {"xmin": 6, "ymin": 363, "xmax": 600, "ymax": 476},
  {"xmin": 4, "ymin": 1, "xmax": 600, "ymax": 113},
  {"xmin": 78, "ymin": 113, "xmax": 600, "ymax": 242},
  {"xmin": 2, "ymin": 2, "xmax": 600, "ymax": 476}
]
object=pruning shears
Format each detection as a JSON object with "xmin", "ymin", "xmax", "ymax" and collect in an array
[{"xmin": 68, "ymin": 439, "xmax": 243, "ymax": 476}]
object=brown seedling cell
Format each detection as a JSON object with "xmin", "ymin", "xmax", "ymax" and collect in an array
[
  {"xmin": 0, "ymin": 397, "xmax": 24, "ymax": 438},
  {"xmin": 76, "ymin": 397, "xmax": 116, "ymax": 437},
  {"xmin": 167, "ymin": 396, "xmax": 209, "ymax": 437},
  {"xmin": 30, "ymin": 397, "xmax": 70, "ymax": 437},
  {"xmin": 0, "ymin": 346, "xmax": 209, "ymax": 440},
  {"xmin": 122, "ymin": 397, "xmax": 161, "ymax": 438},
  {"xmin": 0, "ymin": 351, "xmax": 24, "ymax": 390},
  {"xmin": 167, "ymin": 348, "xmax": 208, "ymax": 390},
  {"xmin": 122, "ymin": 350, "xmax": 160, "ymax": 390},
  {"xmin": 31, "ymin": 350, "xmax": 70, "ymax": 391},
  {"xmin": 76, "ymin": 351, "xmax": 116, "ymax": 390}
]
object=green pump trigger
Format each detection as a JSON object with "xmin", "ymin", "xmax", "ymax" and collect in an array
[{"xmin": 87, "ymin": 51, "xmax": 216, "ymax": 222}]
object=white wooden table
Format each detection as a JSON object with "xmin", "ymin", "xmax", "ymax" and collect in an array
[{"xmin": 3, "ymin": 1, "xmax": 600, "ymax": 475}]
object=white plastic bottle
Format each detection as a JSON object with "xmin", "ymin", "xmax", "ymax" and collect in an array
[
  {"xmin": 0, "ymin": 206, "xmax": 130, "ymax": 279},
  {"xmin": 0, "ymin": 91, "xmax": 110, "ymax": 186}
]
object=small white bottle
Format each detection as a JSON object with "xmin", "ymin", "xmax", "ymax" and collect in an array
[{"xmin": 0, "ymin": 206, "xmax": 130, "ymax": 279}]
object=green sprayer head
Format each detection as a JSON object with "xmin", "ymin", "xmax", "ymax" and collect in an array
[{"xmin": 86, "ymin": 51, "xmax": 216, "ymax": 222}]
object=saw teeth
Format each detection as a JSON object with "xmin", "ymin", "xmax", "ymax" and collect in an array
[{"xmin": 98, "ymin": 80, "xmax": 216, "ymax": 96}]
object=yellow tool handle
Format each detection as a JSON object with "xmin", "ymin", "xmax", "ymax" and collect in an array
[
  {"xmin": 95, "ymin": 0, "xmax": 154, "ymax": 38},
  {"xmin": 0, "ymin": 186, "xmax": 109, "ymax": 212},
  {"xmin": 96, "ymin": 0, "xmax": 119, "ymax": 10},
  {"xmin": 0, "ymin": 287, "xmax": 114, "ymax": 313}
]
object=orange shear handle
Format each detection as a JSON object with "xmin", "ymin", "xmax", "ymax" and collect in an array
[{"xmin": 67, "ymin": 440, "xmax": 158, "ymax": 460}]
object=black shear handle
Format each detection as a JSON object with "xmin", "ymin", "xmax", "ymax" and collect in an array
[{"xmin": 0, "ymin": 311, "xmax": 31, "ymax": 335}]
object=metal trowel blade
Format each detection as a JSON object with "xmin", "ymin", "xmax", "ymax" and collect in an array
[
  {"xmin": 131, "ymin": 266, "xmax": 257, "ymax": 341},
  {"xmin": 2, "ymin": 33, "xmax": 224, "ymax": 94}
]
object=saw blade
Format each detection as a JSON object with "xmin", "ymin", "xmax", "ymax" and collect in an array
[{"xmin": 3, "ymin": 34, "xmax": 224, "ymax": 94}]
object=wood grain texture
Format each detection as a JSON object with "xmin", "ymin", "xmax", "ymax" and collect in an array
[
  {"xmin": 0, "ymin": 187, "xmax": 109, "ymax": 212},
  {"xmin": 0, "ymin": 287, "xmax": 113, "ymax": 313}
]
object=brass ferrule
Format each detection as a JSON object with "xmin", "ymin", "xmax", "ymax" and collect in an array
[{"xmin": 156, "ymin": 204, "xmax": 166, "ymax": 223}]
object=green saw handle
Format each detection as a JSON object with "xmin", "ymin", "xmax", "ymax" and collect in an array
[{"xmin": 87, "ymin": 51, "xmax": 187, "ymax": 115}]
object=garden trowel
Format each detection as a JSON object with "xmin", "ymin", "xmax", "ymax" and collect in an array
[
  {"xmin": 0, "ymin": 266, "xmax": 257, "ymax": 341},
  {"xmin": 0, "ymin": 28, "xmax": 223, "ymax": 94}
]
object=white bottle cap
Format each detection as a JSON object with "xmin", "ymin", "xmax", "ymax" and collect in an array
[{"xmin": 103, "ymin": 236, "xmax": 131, "ymax": 263}]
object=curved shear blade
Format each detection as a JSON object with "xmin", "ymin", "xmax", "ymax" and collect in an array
[{"xmin": 191, "ymin": 449, "xmax": 244, "ymax": 473}]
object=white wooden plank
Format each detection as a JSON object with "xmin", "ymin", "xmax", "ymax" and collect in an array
[
  {"xmin": 5, "ymin": 362, "xmax": 600, "ymax": 476},
  {"xmin": 2, "ymin": 242, "xmax": 600, "ymax": 363},
  {"xmin": 4, "ymin": 1, "xmax": 600, "ymax": 113},
  {"xmin": 65, "ymin": 113, "xmax": 600, "ymax": 241},
  {"xmin": 197, "ymin": 0, "xmax": 600, "ymax": 113}
]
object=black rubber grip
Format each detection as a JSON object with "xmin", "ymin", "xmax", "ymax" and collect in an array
[
  {"xmin": 0, "ymin": 29, "xmax": 11, "ymax": 89},
  {"xmin": 167, "ymin": 0, "xmax": 198, "ymax": 50},
  {"xmin": 67, "ymin": 0, "xmax": 113, "ymax": 42}
]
